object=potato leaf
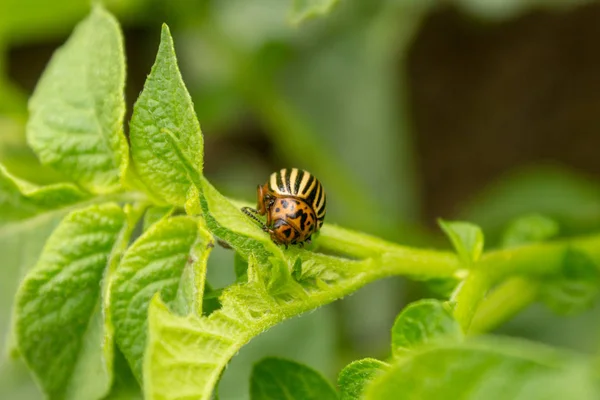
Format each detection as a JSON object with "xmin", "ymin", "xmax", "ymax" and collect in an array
[
  {"xmin": 502, "ymin": 214, "xmax": 559, "ymax": 248},
  {"xmin": 250, "ymin": 357, "xmax": 337, "ymax": 400},
  {"xmin": 366, "ymin": 339, "xmax": 598, "ymax": 400},
  {"xmin": 540, "ymin": 247, "xmax": 600, "ymax": 315},
  {"xmin": 439, "ymin": 219, "xmax": 484, "ymax": 265},
  {"xmin": 129, "ymin": 24, "xmax": 203, "ymax": 205},
  {"xmin": 26, "ymin": 5, "xmax": 128, "ymax": 193},
  {"xmin": 338, "ymin": 358, "xmax": 388, "ymax": 400},
  {"xmin": 111, "ymin": 216, "xmax": 212, "ymax": 382},
  {"xmin": 391, "ymin": 299, "xmax": 462, "ymax": 356},
  {"xmin": 14, "ymin": 204, "xmax": 132, "ymax": 400},
  {"xmin": 0, "ymin": 164, "xmax": 90, "ymax": 223}
]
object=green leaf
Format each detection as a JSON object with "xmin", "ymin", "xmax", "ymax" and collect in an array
[
  {"xmin": 439, "ymin": 219, "xmax": 484, "ymax": 264},
  {"xmin": 26, "ymin": 5, "xmax": 128, "ymax": 193},
  {"xmin": 129, "ymin": 24, "xmax": 203, "ymax": 205},
  {"xmin": 365, "ymin": 339, "xmax": 599, "ymax": 400},
  {"xmin": 540, "ymin": 248, "xmax": 600, "ymax": 316},
  {"xmin": 0, "ymin": 163, "xmax": 90, "ymax": 223},
  {"xmin": 200, "ymin": 179, "xmax": 285, "ymax": 265},
  {"xmin": 502, "ymin": 214, "xmax": 559, "ymax": 248},
  {"xmin": 142, "ymin": 206, "xmax": 173, "ymax": 231},
  {"xmin": 14, "ymin": 204, "xmax": 131, "ymax": 400},
  {"xmin": 111, "ymin": 215, "xmax": 211, "ymax": 382},
  {"xmin": 289, "ymin": 0, "xmax": 340, "ymax": 25},
  {"xmin": 391, "ymin": 299, "xmax": 462, "ymax": 356},
  {"xmin": 143, "ymin": 250, "xmax": 366, "ymax": 400},
  {"xmin": 103, "ymin": 349, "xmax": 142, "ymax": 400},
  {"xmin": 250, "ymin": 357, "xmax": 337, "ymax": 400},
  {"xmin": 338, "ymin": 358, "xmax": 387, "ymax": 400},
  {"xmin": 267, "ymin": 257, "xmax": 308, "ymax": 300},
  {"xmin": 234, "ymin": 251, "xmax": 249, "ymax": 282}
]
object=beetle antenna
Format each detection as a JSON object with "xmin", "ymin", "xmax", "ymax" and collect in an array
[{"xmin": 241, "ymin": 207, "xmax": 269, "ymax": 232}]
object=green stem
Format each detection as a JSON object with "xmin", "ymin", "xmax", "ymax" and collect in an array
[
  {"xmin": 317, "ymin": 224, "xmax": 600, "ymax": 336},
  {"xmin": 481, "ymin": 234, "xmax": 600, "ymax": 279},
  {"xmin": 451, "ymin": 272, "xmax": 490, "ymax": 333},
  {"xmin": 469, "ymin": 277, "xmax": 540, "ymax": 334}
]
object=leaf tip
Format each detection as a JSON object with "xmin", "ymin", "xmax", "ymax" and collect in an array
[{"xmin": 161, "ymin": 23, "xmax": 173, "ymax": 42}]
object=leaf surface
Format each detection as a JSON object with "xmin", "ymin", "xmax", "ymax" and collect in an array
[
  {"xmin": 338, "ymin": 358, "xmax": 387, "ymax": 400},
  {"xmin": 0, "ymin": 164, "xmax": 89, "ymax": 223},
  {"xmin": 540, "ymin": 248, "xmax": 600, "ymax": 315},
  {"xmin": 250, "ymin": 357, "xmax": 337, "ymax": 400},
  {"xmin": 129, "ymin": 24, "xmax": 203, "ymax": 205},
  {"xmin": 502, "ymin": 214, "xmax": 559, "ymax": 248},
  {"xmin": 14, "ymin": 204, "xmax": 131, "ymax": 400},
  {"xmin": 439, "ymin": 219, "xmax": 484, "ymax": 264},
  {"xmin": 366, "ymin": 339, "xmax": 598, "ymax": 400},
  {"xmin": 391, "ymin": 299, "xmax": 462, "ymax": 356},
  {"xmin": 26, "ymin": 5, "xmax": 127, "ymax": 193},
  {"xmin": 111, "ymin": 215, "xmax": 211, "ymax": 381}
]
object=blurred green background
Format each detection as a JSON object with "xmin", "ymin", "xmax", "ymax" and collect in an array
[{"xmin": 2, "ymin": 0, "xmax": 600, "ymax": 398}]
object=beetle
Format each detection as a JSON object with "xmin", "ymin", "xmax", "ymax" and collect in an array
[{"xmin": 242, "ymin": 168, "xmax": 326, "ymax": 247}]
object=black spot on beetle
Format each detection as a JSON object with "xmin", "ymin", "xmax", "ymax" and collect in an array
[
  {"xmin": 288, "ymin": 209, "xmax": 306, "ymax": 220},
  {"xmin": 283, "ymin": 228, "xmax": 293, "ymax": 238},
  {"xmin": 299, "ymin": 211, "xmax": 308, "ymax": 230},
  {"xmin": 281, "ymin": 199, "xmax": 289, "ymax": 208},
  {"xmin": 275, "ymin": 208, "xmax": 281, "ymax": 213}
]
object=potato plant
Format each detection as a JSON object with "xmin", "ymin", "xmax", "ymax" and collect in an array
[{"xmin": 1, "ymin": 5, "xmax": 600, "ymax": 400}]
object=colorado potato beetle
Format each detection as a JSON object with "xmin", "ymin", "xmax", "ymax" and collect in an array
[{"xmin": 242, "ymin": 168, "xmax": 326, "ymax": 247}]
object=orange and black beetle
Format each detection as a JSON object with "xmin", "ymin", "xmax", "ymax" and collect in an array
[{"xmin": 242, "ymin": 168, "xmax": 326, "ymax": 247}]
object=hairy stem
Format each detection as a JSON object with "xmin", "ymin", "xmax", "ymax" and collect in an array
[
  {"xmin": 469, "ymin": 277, "xmax": 540, "ymax": 334},
  {"xmin": 450, "ymin": 272, "xmax": 491, "ymax": 333}
]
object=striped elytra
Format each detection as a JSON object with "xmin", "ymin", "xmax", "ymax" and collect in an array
[{"xmin": 241, "ymin": 168, "xmax": 326, "ymax": 247}]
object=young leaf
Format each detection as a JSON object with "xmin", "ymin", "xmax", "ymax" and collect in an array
[
  {"xmin": 14, "ymin": 204, "xmax": 131, "ymax": 400},
  {"xmin": 366, "ymin": 339, "xmax": 598, "ymax": 400},
  {"xmin": 129, "ymin": 24, "xmax": 203, "ymax": 206},
  {"xmin": 26, "ymin": 5, "xmax": 128, "ymax": 193},
  {"xmin": 0, "ymin": 164, "xmax": 89, "ymax": 223},
  {"xmin": 439, "ymin": 219, "xmax": 484, "ymax": 265},
  {"xmin": 199, "ymin": 178, "xmax": 285, "ymax": 265},
  {"xmin": 540, "ymin": 247, "xmax": 600, "ymax": 315},
  {"xmin": 502, "ymin": 214, "xmax": 559, "ymax": 248},
  {"xmin": 338, "ymin": 358, "xmax": 388, "ymax": 400},
  {"xmin": 234, "ymin": 251, "xmax": 249, "ymax": 282},
  {"xmin": 142, "ymin": 206, "xmax": 173, "ymax": 231},
  {"xmin": 143, "ymin": 252, "xmax": 367, "ymax": 400},
  {"xmin": 391, "ymin": 299, "xmax": 462, "ymax": 356},
  {"xmin": 250, "ymin": 357, "xmax": 337, "ymax": 400},
  {"xmin": 111, "ymin": 215, "xmax": 211, "ymax": 381},
  {"xmin": 289, "ymin": 0, "xmax": 340, "ymax": 25}
]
